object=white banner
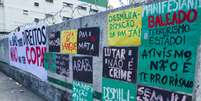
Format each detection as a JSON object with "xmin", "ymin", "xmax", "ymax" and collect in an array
[{"xmin": 9, "ymin": 24, "xmax": 47, "ymax": 81}]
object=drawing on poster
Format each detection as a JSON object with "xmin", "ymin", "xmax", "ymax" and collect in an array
[
  {"xmin": 61, "ymin": 30, "xmax": 77, "ymax": 54},
  {"xmin": 103, "ymin": 47, "xmax": 138, "ymax": 83},
  {"xmin": 72, "ymin": 56, "xmax": 93, "ymax": 83},
  {"xmin": 77, "ymin": 27, "xmax": 100, "ymax": 56},
  {"xmin": 108, "ymin": 7, "xmax": 142, "ymax": 46},
  {"xmin": 56, "ymin": 54, "xmax": 69, "ymax": 77},
  {"xmin": 48, "ymin": 31, "xmax": 60, "ymax": 52}
]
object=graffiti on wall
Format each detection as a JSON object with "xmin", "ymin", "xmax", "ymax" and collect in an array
[{"xmin": 9, "ymin": 24, "xmax": 47, "ymax": 80}]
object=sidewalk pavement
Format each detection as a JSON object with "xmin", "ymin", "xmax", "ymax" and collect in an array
[{"xmin": 0, "ymin": 72, "xmax": 46, "ymax": 101}]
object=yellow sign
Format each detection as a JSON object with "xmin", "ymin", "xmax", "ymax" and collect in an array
[
  {"xmin": 108, "ymin": 7, "xmax": 142, "ymax": 46},
  {"xmin": 61, "ymin": 30, "xmax": 77, "ymax": 54}
]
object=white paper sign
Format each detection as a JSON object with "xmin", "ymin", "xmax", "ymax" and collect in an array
[{"xmin": 9, "ymin": 24, "xmax": 47, "ymax": 81}]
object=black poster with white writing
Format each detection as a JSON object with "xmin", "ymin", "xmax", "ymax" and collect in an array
[
  {"xmin": 77, "ymin": 27, "xmax": 100, "ymax": 56},
  {"xmin": 137, "ymin": 85, "xmax": 192, "ymax": 101},
  {"xmin": 103, "ymin": 47, "xmax": 138, "ymax": 83},
  {"xmin": 72, "ymin": 56, "xmax": 93, "ymax": 83},
  {"xmin": 56, "ymin": 54, "xmax": 69, "ymax": 77},
  {"xmin": 48, "ymin": 31, "xmax": 60, "ymax": 52}
]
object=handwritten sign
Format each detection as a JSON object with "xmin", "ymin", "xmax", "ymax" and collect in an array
[
  {"xmin": 9, "ymin": 24, "xmax": 47, "ymax": 80},
  {"xmin": 102, "ymin": 78, "xmax": 136, "ymax": 101},
  {"xmin": 139, "ymin": 0, "xmax": 201, "ymax": 93},
  {"xmin": 48, "ymin": 31, "xmax": 60, "ymax": 52},
  {"xmin": 61, "ymin": 30, "xmax": 77, "ymax": 54},
  {"xmin": 139, "ymin": 46, "xmax": 196, "ymax": 93},
  {"xmin": 77, "ymin": 27, "xmax": 100, "ymax": 56},
  {"xmin": 108, "ymin": 7, "xmax": 142, "ymax": 46},
  {"xmin": 56, "ymin": 54, "xmax": 69, "ymax": 77},
  {"xmin": 72, "ymin": 56, "xmax": 93, "ymax": 83},
  {"xmin": 44, "ymin": 52, "xmax": 56, "ymax": 73},
  {"xmin": 72, "ymin": 81, "xmax": 93, "ymax": 101},
  {"xmin": 137, "ymin": 85, "xmax": 192, "ymax": 101},
  {"xmin": 103, "ymin": 47, "xmax": 138, "ymax": 83}
]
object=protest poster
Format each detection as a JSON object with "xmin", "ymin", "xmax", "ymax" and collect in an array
[
  {"xmin": 9, "ymin": 24, "xmax": 47, "ymax": 80},
  {"xmin": 108, "ymin": 7, "xmax": 142, "ymax": 46},
  {"xmin": 61, "ymin": 30, "xmax": 77, "ymax": 54},
  {"xmin": 77, "ymin": 27, "xmax": 100, "ymax": 56}
]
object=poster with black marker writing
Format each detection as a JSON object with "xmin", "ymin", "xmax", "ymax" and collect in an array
[
  {"xmin": 48, "ymin": 31, "xmax": 60, "ymax": 52},
  {"xmin": 56, "ymin": 54, "xmax": 69, "ymax": 77},
  {"xmin": 103, "ymin": 47, "xmax": 138, "ymax": 83},
  {"xmin": 77, "ymin": 27, "xmax": 100, "ymax": 56},
  {"xmin": 72, "ymin": 56, "xmax": 93, "ymax": 83}
]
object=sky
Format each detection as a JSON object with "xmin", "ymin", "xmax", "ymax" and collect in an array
[{"xmin": 108, "ymin": 0, "xmax": 129, "ymax": 8}]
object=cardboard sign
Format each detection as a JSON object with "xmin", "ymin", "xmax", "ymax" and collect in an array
[
  {"xmin": 102, "ymin": 78, "xmax": 136, "ymax": 101},
  {"xmin": 72, "ymin": 81, "xmax": 93, "ymax": 101},
  {"xmin": 137, "ymin": 85, "xmax": 192, "ymax": 101},
  {"xmin": 61, "ymin": 30, "xmax": 77, "ymax": 54},
  {"xmin": 9, "ymin": 24, "xmax": 47, "ymax": 81},
  {"xmin": 56, "ymin": 54, "xmax": 69, "ymax": 77},
  {"xmin": 77, "ymin": 27, "xmax": 100, "ymax": 56},
  {"xmin": 48, "ymin": 31, "xmax": 60, "ymax": 52},
  {"xmin": 72, "ymin": 56, "xmax": 93, "ymax": 83},
  {"xmin": 108, "ymin": 7, "xmax": 142, "ymax": 46},
  {"xmin": 103, "ymin": 47, "xmax": 138, "ymax": 83}
]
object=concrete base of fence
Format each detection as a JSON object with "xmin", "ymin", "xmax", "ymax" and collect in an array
[{"xmin": 0, "ymin": 62, "xmax": 71, "ymax": 101}]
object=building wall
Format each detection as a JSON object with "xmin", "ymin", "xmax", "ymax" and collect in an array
[
  {"xmin": 0, "ymin": 0, "xmax": 106, "ymax": 32},
  {"xmin": 79, "ymin": 0, "xmax": 108, "ymax": 7},
  {"xmin": 0, "ymin": 37, "xmax": 9, "ymax": 63},
  {"xmin": 0, "ymin": 3, "xmax": 5, "ymax": 32}
]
